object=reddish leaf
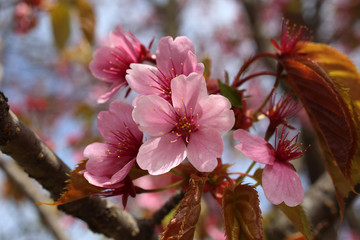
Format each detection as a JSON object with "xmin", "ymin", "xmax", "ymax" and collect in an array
[
  {"xmin": 161, "ymin": 174, "xmax": 206, "ymax": 240},
  {"xmin": 299, "ymin": 43, "xmax": 360, "ymax": 101},
  {"xmin": 38, "ymin": 160, "xmax": 103, "ymax": 205},
  {"xmin": 38, "ymin": 160, "xmax": 135, "ymax": 206},
  {"xmin": 277, "ymin": 203, "xmax": 312, "ymax": 240},
  {"xmin": 280, "ymin": 55, "xmax": 360, "ymax": 224},
  {"xmin": 222, "ymin": 184, "xmax": 263, "ymax": 240},
  {"xmin": 280, "ymin": 57, "xmax": 357, "ymax": 179},
  {"xmin": 299, "ymin": 42, "xmax": 360, "ymax": 190}
]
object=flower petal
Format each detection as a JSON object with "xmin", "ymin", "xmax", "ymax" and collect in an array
[
  {"xmin": 97, "ymin": 101, "xmax": 142, "ymax": 142},
  {"xmin": 89, "ymin": 47, "xmax": 128, "ymax": 83},
  {"xmin": 156, "ymin": 36, "xmax": 200, "ymax": 75},
  {"xmin": 197, "ymin": 94, "xmax": 235, "ymax": 133},
  {"xmin": 126, "ymin": 63, "xmax": 164, "ymax": 96},
  {"xmin": 171, "ymin": 73, "xmax": 207, "ymax": 111},
  {"xmin": 262, "ymin": 161, "xmax": 304, "ymax": 207},
  {"xmin": 109, "ymin": 26, "xmax": 140, "ymax": 61},
  {"xmin": 233, "ymin": 129, "xmax": 275, "ymax": 165},
  {"xmin": 83, "ymin": 142, "xmax": 133, "ymax": 188},
  {"xmin": 97, "ymin": 82, "xmax": 126, "ymax": 104},
  {"xmin": 132, "ymin": 95, "xmax": 175, "ymax": 136},
  {"xmin": 186, "ymin": 128, "xmax": 222, "ymax": 172},
  {"xmin": 136, "ymin": 134, "xmax": 187, "ymax": 175}
]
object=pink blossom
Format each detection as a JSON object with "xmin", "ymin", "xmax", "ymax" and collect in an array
[
  {"xmin": 126, "ymin": 36, "xmax": 204, "ymax": 103},
  {"xmin": 89, "ymin": 26, "xmax": 148, "ymax": 103},
  {"xmin": 132, "ymin": 73, "xmax": 235, "ymax": 175},
  {"xmin": 83, "ymin": 101, "xmax": 143, "ymax": 188},
  {"xmin": 234, "ymin": 128, "xmax": 306, "ymax": 207},
  {"xmin": 264, "ymin": 93, "xmax": 301, "ymax": 140}
]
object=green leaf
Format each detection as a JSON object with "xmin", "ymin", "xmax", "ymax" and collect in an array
[
  {"xmin": 277, "ymin": 203, "xmax": 312, "ymax": 240},
  {"xmin": 222, "ymin": 184, "xmax": 263, "ymax": 240},
  {"xmin": 75, "ymin": 0, "xmax": 95, "ymax": 44},
  {"xmin": 218, "ymin": 80, "xmax": 243, "ymax": 108},
  {"xmin": 161, "ymin": 174, "xmax": 206, "ymax": 240},
  {"xmin": 50, "ymin": 2, "xmax": 71, "ymax": 50}
]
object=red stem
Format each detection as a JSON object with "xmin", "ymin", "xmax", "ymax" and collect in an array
[
  {"xmin": 232, "ymin": 52, "xmax": 277, "ymax": 87},
  {"xmin": 233, "ymin": 71, "xmax": 277, "ymax": 88}
]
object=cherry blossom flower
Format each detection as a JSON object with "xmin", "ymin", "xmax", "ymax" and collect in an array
[
  {"xmin": 89, "ymin": 26, "xmax": 149, "ymax": 103},
  {"xmin": 126, "ymin": 36, "xmax": 204, "ymax": 103},
  {"xmin": 132, "ymin": 73, "xmax": 235, "ymax": 175},
  {"xmin": 264, "ymin": 93, "xmax": 301, "ymax": 139},
  {"xmin": 234, "ymin": 128, "xmax": 307, "ymax": 206},
  {"xmin": 271, "ymin": 19, "xmax": 311, "ymax": 56},
  {"xmin": 83, "ymin": 101, "xmax": 143, "ymax": 188}
]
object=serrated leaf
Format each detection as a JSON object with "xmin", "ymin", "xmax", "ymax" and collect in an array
[
  {"xmin": 280, "ymin": 55, "xmax": 360, "ymax": 225},
  {"xmin": 218, "ymin": 80, "xmax": 243, "ymax": 108},
  {"xmin": 50, "ymin": 2, "xmax": 71, "ymax": 50},
  {"xmin": 38, "ymin": 160, "xmax": 104, "ymax": 205},
  {"xmin": 75, "ymin": 0, "xmax": 95, "ymax": 44},
  {"xmin": 281, "ymin": 57, "xmax": 357, "ymax": 179},
  {"xmin": 161, "ymin": 174, "xmax": 206, "ymax": 240},
  {"xmin": 222, "ymin": 184, "xmax": 263, "ymax": 240},
  {"xmin": 299, "ymin": 42, "xmax": 360, "ymax": 192},
  {"xmin": 277, "ymin": 203, "xmax": 312, "ymax": 240},
  {"xmin": 38, "ymin": 160, "xmax": 135, "ymax": 206},
  {"xmin": 299, "ymin": 43, "xmax": 360, "ymax": 101}
]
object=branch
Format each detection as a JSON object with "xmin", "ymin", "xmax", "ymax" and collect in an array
[
  {"xmin": 0, "ymin": 91, "xmax": 155, "ymax": 240},
  {"xmin": 265, "ymin": 173, "xmax": 357, "ymax": 239}
]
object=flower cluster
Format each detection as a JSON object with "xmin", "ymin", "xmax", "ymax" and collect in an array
[
  {"xmin": 83, "ymin": 24, "xmax": 309, "ymax": 208},
  {"xmin": 83, "ymin": 26, "xmax": 235, "ymax": 205}
]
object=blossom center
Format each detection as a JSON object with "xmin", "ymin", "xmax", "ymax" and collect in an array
[
  {"xmin": 107, "ymin": 122, "xmax": 142, "ymax": 160},
  {"xmin": 149, "ymin": 58, "xmax": 185, "ymax": 103},
  {"xmin": 274, "ymin": 128, "xmax": 308, "ymax": 163},
  {"xmin": 172, "ymin": 111, "xmax": 199, "ymax": 144}
]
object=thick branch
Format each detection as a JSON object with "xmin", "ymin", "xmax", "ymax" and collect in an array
[{"xmin": 0, "ymin": 91, "xmax": 155, "ymax": 240}]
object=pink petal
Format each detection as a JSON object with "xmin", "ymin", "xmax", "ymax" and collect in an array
[
  {"xmin": 109, "ymin": 26, "xmax": 140, "ymax": 61},
  {"xmin": 132, "ymin": 95, "xmax": 175, "ymax": 136},
  {"xmin": 97, "ymin": 81, "xmax": 126, "ymax": 104},
  {"xmin": 186, "ymin": 128, "xmax": 222, "ymax": 172},
  {"xmin": 156, "ymin": 36, "xmax": 198, "ymax": 75},
  {"xmin": 262, "ymin": 161, "xmax": 304, "ymax": 207},
  {"xmin": 83, "ymin": 142, "xmax": 134, "ymax": 188},
  {"xmin": 197, "ymin": 95, "xmax": 235, "ymax": 133},
  {"xmin": 89, "ymin": 47, "xmax": 128, "ymax": 83},
  {"xmin": 97, "ymin": 101, "xmax": 142, "ymax": 142},
  {"xmin": 136, "ymin": 134, "xmax": 187, "ymax": 175},
  {"xmin": 233, "ymin": 129, "xmax": 275, "ymax": 165},
  {"xmin": 183, "ymin": 51, "xmax": 204, "ymax": 75},
  {"xmin": 126, "ymin": 63, "xmax": 163, "ymax": 96},
  {"xmin": 171, "ymin": 73, "xmax": 207, "ymax": 111}
]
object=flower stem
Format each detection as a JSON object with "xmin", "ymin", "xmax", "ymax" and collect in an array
[
  {"xmin": 233, "ymin": 71, "xmax": 277, "ymax": 88},
  {"xmin": 253, "ymin": 73, "xmax": 281, "ymax": 122},
  {"xmin": 136, "ymin": 180, "xmax": 184, "ymax": 194},
  {"xmin": 236, "ymin": 161, "xmax": 256, "ymax": 184},
  {"xmin": 232, "ymin": 52, "xmax": 277, "ymax": 87}
]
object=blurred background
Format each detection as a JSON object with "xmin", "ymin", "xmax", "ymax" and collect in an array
[{"xmin": 1, "ymin": 0, "xmax": 360, "ymax": 239}]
